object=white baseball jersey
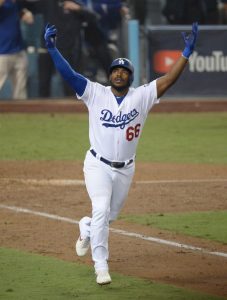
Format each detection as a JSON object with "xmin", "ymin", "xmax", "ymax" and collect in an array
[{"xmin": 77, "ymin": 79, "xmax": 159, "ymax": 162}]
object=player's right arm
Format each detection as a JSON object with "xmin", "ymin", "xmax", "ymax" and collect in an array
[
  {"xmin": 156, "ymin": 22, "xmax": 198, "ymax": 98},
  {"xmin": 44, "ymin": 24, "xmax": 87, "ymax": 97}
]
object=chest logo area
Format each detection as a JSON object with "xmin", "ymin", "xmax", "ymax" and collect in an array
[{"xmin": 100, "ymin": 109, "xmax": 139, "ymax": 129}]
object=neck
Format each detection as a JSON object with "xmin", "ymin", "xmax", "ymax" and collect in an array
[{"xmin": 111, "ymin": 86, "xmax": 129, "ymax": 97}]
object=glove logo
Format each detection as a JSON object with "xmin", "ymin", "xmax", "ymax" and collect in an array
[{"xmin": 153, "ymin": 50, "xmax": 182, "ymax": 73}]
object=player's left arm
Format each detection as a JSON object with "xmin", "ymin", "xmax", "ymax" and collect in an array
[{"xmin": 156, "ymin": 22, "xmax": 198, "ymax": 98}]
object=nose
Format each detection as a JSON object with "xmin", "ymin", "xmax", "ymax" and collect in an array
[
  {"xmin": 115, "ymin": 69, "xmax": 121, "ymax": 76},
  {"xmin": 116, "ymin": 69, "xmax": 124, "ymax": 76}
]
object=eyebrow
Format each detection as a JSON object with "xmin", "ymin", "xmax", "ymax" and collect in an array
[{"xmin": 112, "ymin": 67, "xmax": 129, "ymax": 73}]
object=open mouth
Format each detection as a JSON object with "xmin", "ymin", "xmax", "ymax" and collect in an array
[{"xmin": 115, "ymin": 78, "xmax": 124, "ymax": 83}]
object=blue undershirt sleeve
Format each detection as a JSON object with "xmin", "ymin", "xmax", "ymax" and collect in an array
[{"xmin": 48, "ymin": 47, "xmax": 87, "ymax": 97}]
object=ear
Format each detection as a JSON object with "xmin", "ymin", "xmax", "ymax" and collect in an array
[{"xmin": 109, "ymin": 72, "xmax": 113, "ymax": 81}]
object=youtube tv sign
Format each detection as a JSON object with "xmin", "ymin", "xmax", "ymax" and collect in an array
[
  {"xmin": 148, "ymin": 25, "xmax": 227, "ymax": 97},
  {"xmin": 153, "ymin": 50, "xmax": 182, "ymax": 73}
]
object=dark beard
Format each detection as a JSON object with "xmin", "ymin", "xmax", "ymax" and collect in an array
[{"xmin": 109, "ymin": 79, "xmax": 130, "ymax": 92}]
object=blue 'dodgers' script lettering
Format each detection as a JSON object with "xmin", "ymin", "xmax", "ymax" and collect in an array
[{"xmin": 100, "ymin": 109, "xmax": 139, "ymax": 129}]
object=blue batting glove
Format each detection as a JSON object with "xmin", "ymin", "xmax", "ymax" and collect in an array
[
  {"xmin": 44, "ymin": 23, "xmax": 57, "ymax": 49},
  {"xmin": 182, "ymin": 22, "xmax": 198, "ymax": 59}
]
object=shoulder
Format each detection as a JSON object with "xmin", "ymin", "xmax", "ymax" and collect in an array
[
  {"xmin": 131, "ymin": 80, "xmax": 157, "ymax": 93},
  {"xmin": 94, "ymin": 82, "xmax": 112, "ymax": 92},
  {"xmin": 85, "ymin": 80, "xmax": 107, "ymax": 90},
  {"xmin": 80, "ymin": 80, "xmax": 111, "ymax": 99}
]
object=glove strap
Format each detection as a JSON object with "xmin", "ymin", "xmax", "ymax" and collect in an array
[{"xmin": 182, "ymin": 47, "xmax": 191, "ymax": 59}]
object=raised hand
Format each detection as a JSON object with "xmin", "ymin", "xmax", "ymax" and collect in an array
[
  {"xmin": 44, "ymin": 23, "xmax": 57, "ymax": 49},
  {"xmin": 182, "ymin": 22, "xmax": 198, "ymax": 59}
]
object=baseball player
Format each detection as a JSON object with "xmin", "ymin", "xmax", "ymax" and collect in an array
[{"xmin": 44, "ymin": 22, "xmax": 198, "ymax": 285}]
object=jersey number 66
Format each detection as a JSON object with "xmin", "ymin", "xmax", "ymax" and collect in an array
[{"xmin": 126, "ymin": 124, "xmax": 141, "ymax": 141}]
